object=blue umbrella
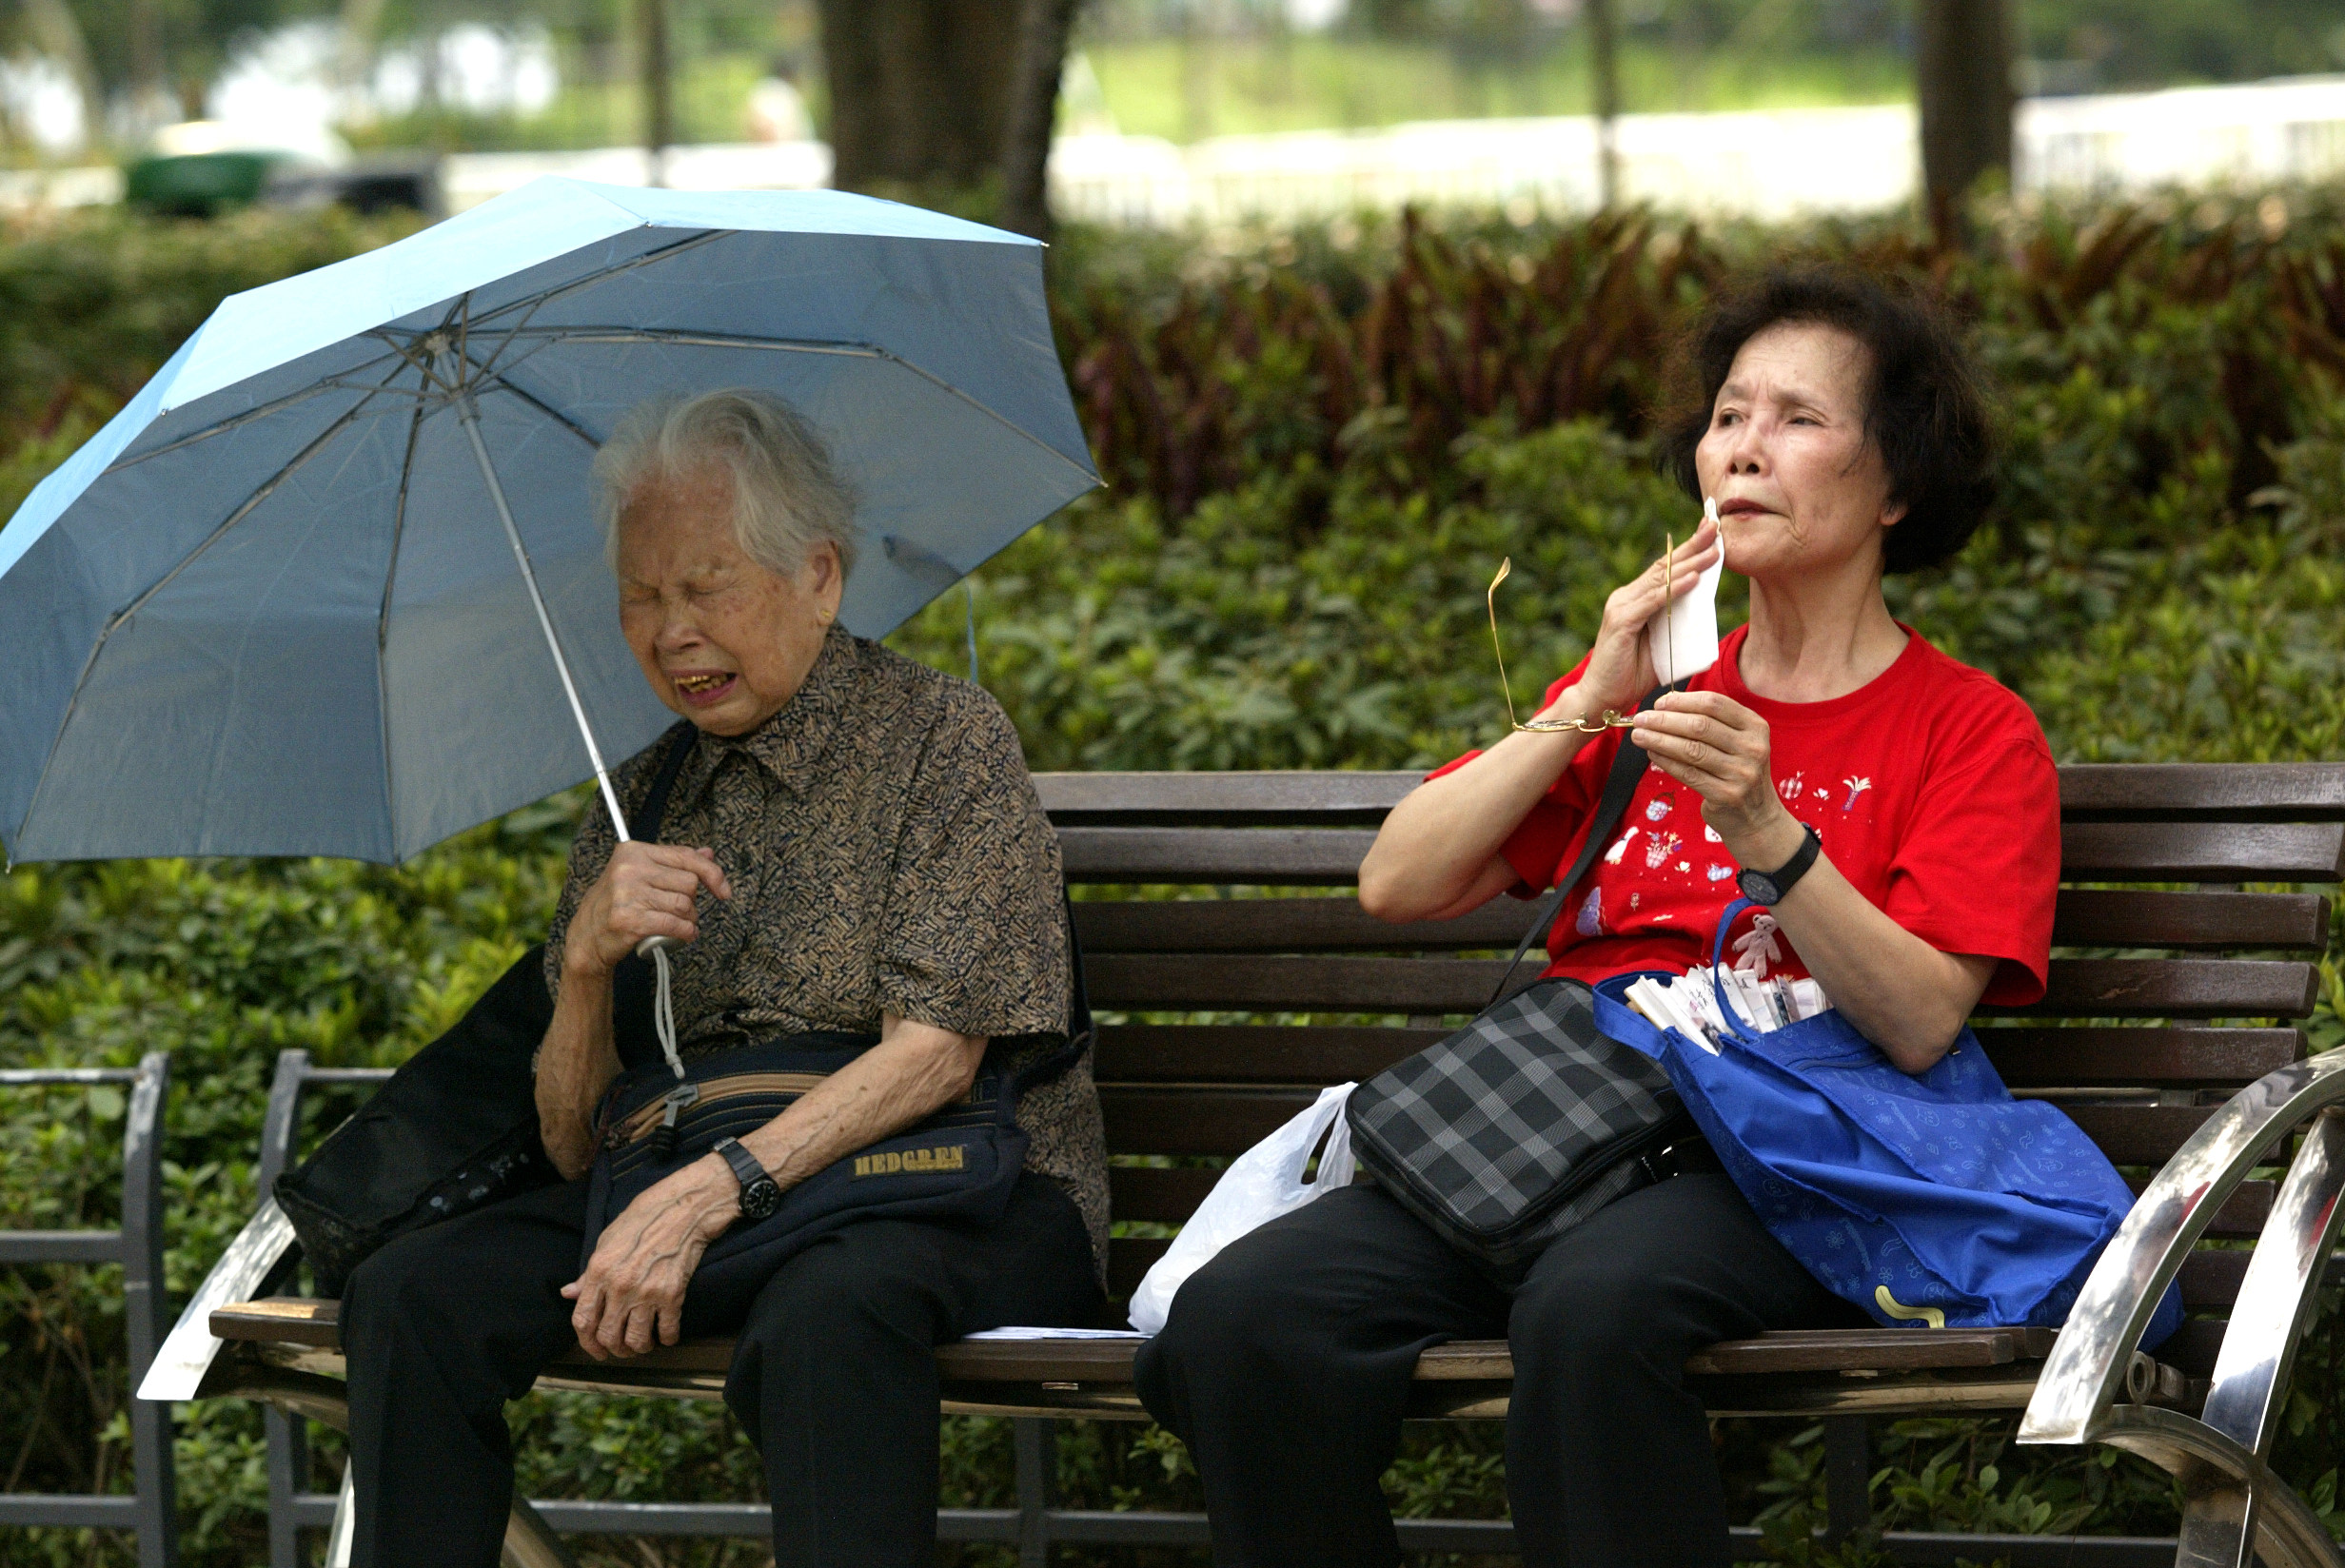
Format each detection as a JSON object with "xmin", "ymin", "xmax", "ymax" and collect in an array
[{"xmin": 0, "ymin": 177, "xmax": 1098, "ymax": 866}]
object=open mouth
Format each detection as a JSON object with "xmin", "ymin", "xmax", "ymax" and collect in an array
[{"xmin": 672, "ymin": 672, "xmax": 738, "ymax": 707}]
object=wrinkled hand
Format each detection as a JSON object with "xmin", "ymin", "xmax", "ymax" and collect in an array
[
  {"xmin": 1629, "ymin": 690, "xmax": 1805, "ymax": 872},
  {"xmin": 567, "ymin": 842, "xmax": 733, "ymax": 977},
  {"xmin": 1564, "ymin": 519, "xmax": 1721, "ymax": 720},
  {"xmin": 562, "ymin": 1156, "xmax": 739, "ymax": 1360}
]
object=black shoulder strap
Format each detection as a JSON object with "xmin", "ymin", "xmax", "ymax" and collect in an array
[
  {"xmin": 1483, "ymin": 682, "xmax": 1677, "ymax": 1009},
  {"xmin": 632, "ymin": 723, "xmax": 700, "ymax": 845},
  {"xmin": 1009, "ymin": 887, "xmax": 1094, "ymax": 1096}
]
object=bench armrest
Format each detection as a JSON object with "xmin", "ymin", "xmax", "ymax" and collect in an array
[
  {"xmin": 137, "ymin": 1198, "xmax": 298, "ymax": 1402},
  {"xmin": 2020, "ymin": 1046, "xmax": 2345, "ymax": 1447}
]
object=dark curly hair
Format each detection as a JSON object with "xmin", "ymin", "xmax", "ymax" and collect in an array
[{"xmin": 1657, "ymin": 271, "xmax": 1996, "ymax": 575}]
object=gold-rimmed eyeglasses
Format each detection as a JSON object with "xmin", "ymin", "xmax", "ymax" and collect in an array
[{"xmin": 1486, "ymin": 533, "xmax": 1674, "ymax": 735}]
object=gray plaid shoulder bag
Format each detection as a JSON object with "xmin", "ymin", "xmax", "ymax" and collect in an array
[{"xmin": 1345, "ymin": 689, "xmax": 1696, "ymax": 1273}]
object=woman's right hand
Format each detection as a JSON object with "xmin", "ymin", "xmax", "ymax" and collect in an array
[
  {"xmin": 564, "ymin": 842, "xmax": 733, "ymax": 978},
  {"xmin": 1565, "ymin": 518, "xmax": 1722, "ymax": 718}
]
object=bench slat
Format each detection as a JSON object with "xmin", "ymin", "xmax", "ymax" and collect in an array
[
  {"xmin": 1106, "ymin": 1164, "xmax": 2281, "ymax": 1236},
  {"xmin": 207, "ymin": 1298, "xmax": 2104, "ymax": 1386},
  {"xmin": 1099, "ymin": 1088, "xmax": 2219, "ymax": 1166},
  {"xmin": 1084, "ymin": 954, "xmax": 2317, "ymax": 1019},
  {"xmin": 1062, "ymin": 823, "xmax": 2345, "ymax": 888},
  {"xmin": 2058, "ymin": 821, "xmax": 2345, "ymax": 882},
  {"xmin": 1094, "ymin": 1023, "xmax": 2299, "ymax": 1090},
  {"xmin": 1104, "ymin": 1235, "xmax": 2250, "ymax": 1310},
  {"xmin": 1040, "ymin": 764, "xmax": 2345, "ymax": 827},
  {"xmin": 1040, "ymin": 772, "xmax": 1418, "ymax": 827},
  {"xmin": 1060, "ymin": 827, "xmax": 1376, "ymax": 886},
  {"xmin": 2059, "ymin": 763, "xmax": 2345, "ymax": 822},
  {"xmin": 2050, "ymin": 890, "xmax": 2330, "ymax": 951},
  {"xmin": 1980, "ymin": 1028, "xmax": 2303, "ymax": 1088},
  {"xmin": 1073, "ymin": 892, "xmax": 2330, "ymax": 956},
  {"xmin": 1110, "ymin": 1166, "xmax": 1226, "ymax": 1223}
]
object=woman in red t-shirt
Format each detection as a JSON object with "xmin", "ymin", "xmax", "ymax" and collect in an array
[{"xmin": 1136, "ymin": 273, "xmax": 2045, "ymax": 1568}]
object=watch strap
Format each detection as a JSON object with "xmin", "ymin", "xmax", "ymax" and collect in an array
[
  {"xmin": 711, "ymin": 1135, "xmax": 767, "ymax": 1191},
  {"xmin": 1763, "ymin": 824, "xmax": 1823, "ymax": 902}
]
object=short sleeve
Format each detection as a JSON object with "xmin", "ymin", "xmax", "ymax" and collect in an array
[
  {"xmin": 1423, "ymin": 667, "xmax": 1606, "ymax": 899},
  {"xmin": 1881, "ymin": 724, "xmax": 2061, "ymax": 1007},
  {"xmin": 873, "ymin": 689, "xmax": 1071, "ymax": 1039}
]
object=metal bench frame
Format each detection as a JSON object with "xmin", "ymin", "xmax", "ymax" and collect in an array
[
  {"xmin": 179, "ymin": 763, "xmax": 2345, "ymax": 1567},
  {"xmin": 0, "ymin": 1054, "xmax": 178, "ymax": 1568}
]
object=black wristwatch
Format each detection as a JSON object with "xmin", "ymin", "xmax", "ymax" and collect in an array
[
  {"xmin": 711, "ymin": 1136, "xmax": 781, "ymax": 1221},
  {"xmin": 1737, "ymin": 823, "xmax": 1823, "ymax": 907}
]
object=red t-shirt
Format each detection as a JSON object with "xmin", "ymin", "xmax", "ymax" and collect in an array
[{"xmin": 1429, "ymin": 624, "xmax": 2059, "ymax": 1006}]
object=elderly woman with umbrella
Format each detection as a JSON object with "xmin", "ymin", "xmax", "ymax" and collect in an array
[
  {"xmin": 0, "ymin": 182, "xmax": 1108, "ymax": 1566},
  {"xmin": 336, "ymin": 385, "xmax": 1109, "ymax": 1566}
]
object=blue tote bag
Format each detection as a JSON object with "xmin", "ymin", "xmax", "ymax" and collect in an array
[{"xmin": 1591, "ymin": 899, "xmax": 2180, "ymax": 1346}]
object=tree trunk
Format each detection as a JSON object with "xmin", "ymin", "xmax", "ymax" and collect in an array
[
  {"xmin": 998, "ymin": 0, "xmax": 1084, "ymax": 239},
  {"xmin": 816, "ymin": 0, "xmax": 1019, "ymax": 193},
  {"xmin": 641, "ymin": 0, "xmax": 674, "ymax": 184},
  {"xmin": 19, "ymin": 0, "xmax": 101, "ymax": 150},
  {"xmin": 125, "ymin": 0, "xmax": 169, "ymax": 131},
  {"xmin": 1587, "ymin": 0, "xmax": 1620, "ymax": 207},
  {"xmin": 1917, "ymin": 0, "xmax": 2015, "ymax": 234}
]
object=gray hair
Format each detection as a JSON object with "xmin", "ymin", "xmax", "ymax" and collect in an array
[{"xmin": 594, "ymin": 389, "xmax": 858, "ymax": 580}]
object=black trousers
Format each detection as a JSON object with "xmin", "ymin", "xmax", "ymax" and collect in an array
[
  {"xmin": 341, "ymin": 1170, "xmax": 1100, "ymax": 1568},
  {"xmin": 1133, "ymin": 1173, "xmax": 1862, "ymax": 1568}
]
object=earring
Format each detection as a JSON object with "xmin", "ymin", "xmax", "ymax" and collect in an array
[{"xmin": 817, "ymin": 607, "xmax": 834, "ymax": 625}]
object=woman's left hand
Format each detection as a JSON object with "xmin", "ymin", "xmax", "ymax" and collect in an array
[
  {"xmin": 562, "ymin": 1157, "xmax": 739, "ymax": 1360},
  {"xmin": 1630, "ymin": 691, "xmax": 1806, "ymax": 872}
]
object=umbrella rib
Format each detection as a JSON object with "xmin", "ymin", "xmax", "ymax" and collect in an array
[
  {"xmin": 498, "ymin": 326, "xmax": 1101, "ymax": 488},
  {"xmin": 101, "ymin": 355, "xmax": 418, "ymax": 472},
  {"xmin": 463, "ymin": 229, "xmax": 729, "ymax": 345},
  {"xmin": 468, "ymin": 365, "xmax": 602, "ymax": 450},
  {"xmin": 375, "ymin": 400, "xmax": 427, "ymax": 859},
  {"xmin": 15, "ymin": 391, "xmax": 384, "ymax": 853}
]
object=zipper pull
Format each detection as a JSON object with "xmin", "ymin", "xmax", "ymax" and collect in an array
[{"xmin": 648, "ymin": 1083, "xmax": 700, "ymax": 1162}]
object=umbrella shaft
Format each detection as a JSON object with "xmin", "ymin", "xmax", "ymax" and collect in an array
[{"xmin": 455, "ymin": 396, "xmax": 634, "ymax": 842}]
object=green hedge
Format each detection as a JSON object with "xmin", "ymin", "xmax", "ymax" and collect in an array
[{"xmin": 6, "ymin": 194, "xmax": 2345, "ymax": 1566}]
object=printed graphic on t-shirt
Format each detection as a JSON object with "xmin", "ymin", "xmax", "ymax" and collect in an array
[{"xmin": 1426, "ymin": 623, "xmax": 2062, "ymax": 1007}]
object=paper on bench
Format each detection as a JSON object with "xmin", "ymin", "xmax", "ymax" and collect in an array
[
  {"xmin": 965, "ymin": 1326, "xmax": 1149, "ymax": 1340},
  {"xmin": 139, "ymin": 1197, "xmax": 298, "ymax": 1402}
]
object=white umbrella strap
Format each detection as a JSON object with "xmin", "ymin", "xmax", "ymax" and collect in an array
[{"xmin": 652, "ymin": 944, "xmax": 685, "ymax": 1079}]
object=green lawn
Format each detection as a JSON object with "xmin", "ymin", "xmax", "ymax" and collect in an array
[
  {"xmin": 1075, "ymin": 33, "xmax": 1917, "ymax": 144},
  {"xmin": 346, "ymin": 30, "xmax": 1918, "ymax": 156}
]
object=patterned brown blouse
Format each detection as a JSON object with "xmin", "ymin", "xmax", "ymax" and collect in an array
[{"xmin": 544, "ymin": 624, "xmax": 1109, "ymax": 1277}]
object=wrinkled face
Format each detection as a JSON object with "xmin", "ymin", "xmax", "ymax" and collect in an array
[
  {"xmin": 614, "ymin": 464, "xmax": 842, "ymax": 737},
  {"xmin": 1693, "ymin": 322, "xmax": 1904, "ymax": 583}
]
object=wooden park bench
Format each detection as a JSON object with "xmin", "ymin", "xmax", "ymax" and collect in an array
[{"xmin": 180, "ymin": 763, "xmax": 2345, "ymax": 1567}]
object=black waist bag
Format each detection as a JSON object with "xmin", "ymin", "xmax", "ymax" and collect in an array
[
  {"xmin": 1344, "ymin": 684, "xmax": 1692, "ymax": 1275},
  {"xmin": 581, "ymin": 1011, "xmax": 1088, "ymax": 1323}
]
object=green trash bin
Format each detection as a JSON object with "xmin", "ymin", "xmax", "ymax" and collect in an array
[{"xmin": 124, "ymin": 150, "xmax": 295, "ymax": 217}]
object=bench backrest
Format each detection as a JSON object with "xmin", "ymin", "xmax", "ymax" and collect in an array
[{"xmin": 1041, "ymin": 764, "xmax": 2345, "ymax": 1370}]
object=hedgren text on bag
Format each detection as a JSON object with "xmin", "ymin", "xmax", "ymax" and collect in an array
[
  {"xmin": 1592, "ymin": 897, "xmax": 2184, "ymax": 1343},
  {"xmin": 1344, "ymin": 684, "xmax": 1696, "ymax": 1274}
]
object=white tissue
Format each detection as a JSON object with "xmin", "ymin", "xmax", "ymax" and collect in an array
[{"xmin": 1646, "ymin": 501, "xmax": 1724, "ymax": 683}]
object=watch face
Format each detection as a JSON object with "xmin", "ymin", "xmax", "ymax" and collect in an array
[
  {"xmin": 1737, "ymin": 870, "xmax": 1781, "ymax": 905},
  {"xmin": 741, "ymin": 1179, "xmax": 781, "ymax": 1221}
]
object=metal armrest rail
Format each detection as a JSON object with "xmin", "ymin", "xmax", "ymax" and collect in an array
[{"xmin": 2021, "ymin": 1047, "xmax": 2345, "ymax": 1568}]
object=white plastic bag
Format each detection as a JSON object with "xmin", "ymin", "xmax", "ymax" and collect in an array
[{"xmin": 1126, "ymin": 1081, "xmax": 1357, "ymax": 1335}]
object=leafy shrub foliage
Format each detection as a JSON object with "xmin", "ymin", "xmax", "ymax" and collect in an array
[{"xmin": 7, "ymin": 192, "xmax": 2345, "ymax": 1565}]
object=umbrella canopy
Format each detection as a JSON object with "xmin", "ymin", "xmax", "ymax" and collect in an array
[{"xmin": 0, "ymin": 178, "xmax": 1097, "ymax": 866}]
